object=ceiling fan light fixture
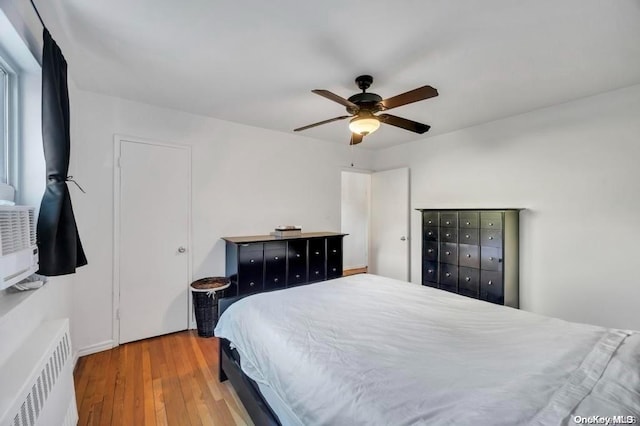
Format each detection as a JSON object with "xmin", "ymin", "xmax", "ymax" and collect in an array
[{"xmin": 349, "ymin": 115, "xmax": 380, "ymax": 136}]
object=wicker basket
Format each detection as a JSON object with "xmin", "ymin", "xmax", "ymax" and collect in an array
[{"xmin": 191, "ymin": 277, "xmax": 230, "ymax": 337}]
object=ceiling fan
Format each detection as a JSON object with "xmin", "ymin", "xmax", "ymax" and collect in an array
[{"xmin": 294, "ymin": 75, "xmax": 438, "ymax": 145}]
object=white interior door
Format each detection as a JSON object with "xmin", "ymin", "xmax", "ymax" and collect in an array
[
  {"xmin": 341, "ymin": 171, "xmax": 371, "ymax": 270},
  {"xmin": 369, "ymin": 167, "xmax": 409, "ymax": 281},
  {"xmin": 116, "ymin": 139, "xmax": 190, "ymax": 344}
]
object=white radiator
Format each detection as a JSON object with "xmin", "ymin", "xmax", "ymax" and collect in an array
[{"xmin": 0, "ymin": 319, "xmax": 78, "ymax": 426}]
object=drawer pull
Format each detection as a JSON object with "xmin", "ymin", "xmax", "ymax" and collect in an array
[
  {"xmin": 445, "ymin": 251, "xmax": 451, "ymax": 255},
  {"xmin": 466, "ymin": 221, "xmax": 471, "ymax": 226},
  {"xmin": 489, "ymin": 257, "xmax": 494, "ymax": 261},
  {"xmin": 465, "ymin": 234, "xmax": 470, "ymax": 238},
  {"xmin": 315, "ymin": 271, "xmax": 320, "ymax": 275},
  {"xmin": 296, "ymin": 254, "xmax": 301, "ymax": 258},
  {"xmin": 445, "ymin": 221, "xmax": 451, "ymax": 225},
  {"xmin": 296, "ymin": 274, "xmax": 300, "ymax": 278},
  {"xmin": 427, "ymin": 220, "xmax": 432, "ymax": 224},
  {"xmin": 445, "ymin": 233, "xmax": 451, "ymax": 237},
  {"xmin": 428, "ymin": 231, "xmax": 433, "ymax": 236},
  {"xmin": 332, "ymin": 249, "xmax": 337, "ymax": 253},
  {"xmin": 332, "ymin": 268, "xmax": 337, "ymax": 272},
  {"xmin": 466, "ymin": 254, "xmax": 471, "ymax": 258},
  {"xmin": 315, "ymin": 251, "xmax": 320, "ymax": 255},
  {"xmin": 465, "ymin": 277, "xmax": 471, "ymax": 282},
  {"xmin": 274, "ymin": 256, "xmax": 279, "ymax": 260},
  {"xmin": 488, "ymin": 280, "xmax": 493, "ymax": 285},
  {"xmin": 249, "ymin": 282, "xmax": 255, "ymax": 287},
  {"xmin": 489, "ymin": 236, "xmax": 494, "ymax": 240},
  {"xmin": 427, "ymin": 269, "xmax": 434, "ymax": 273},
  {"xmin": 489, "ymin": 222, "xmax": 494, "ymax": 226},
  {"xmin": 427, "ymin": 249, "xmax": 433, "ymax": 253},
  {"xmin": 445, "ymin": 272, "xmax": 451, "ymax": 277},
  {"xmin": 274, "ymin": 278, "xmax": 279, "ymax": 283},
  {"xmin": 250, "ymin": 259, "xmax": 255, "ymax": 263}
]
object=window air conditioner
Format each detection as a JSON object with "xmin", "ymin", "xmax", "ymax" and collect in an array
[{"xmin": 0, "ymin": 206, "xmax": 39, "ymax": 290}]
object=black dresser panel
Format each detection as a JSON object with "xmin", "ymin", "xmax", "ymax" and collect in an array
[
  {"xmin": 418, "ymin": 209, "xmax": 519, "ymax": 308},
  {"xmin": 224, "ymin": 233, "xmax": 345, "ymax": 296}
]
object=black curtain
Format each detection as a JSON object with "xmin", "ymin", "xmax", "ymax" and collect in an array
[{"xmin": 36, "ymin": 28, "xmax": 87, "ymax": 276}]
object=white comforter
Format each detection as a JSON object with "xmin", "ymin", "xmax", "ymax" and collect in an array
[{"xmin": 214, "ymin": 274, "xmax": 640, "ymax": 425}]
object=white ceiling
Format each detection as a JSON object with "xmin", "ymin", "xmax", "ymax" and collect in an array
[{"xmin": 40, "ymin": 0, "xmax": 640, "ymax": 149}]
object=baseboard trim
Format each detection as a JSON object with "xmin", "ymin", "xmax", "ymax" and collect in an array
[{"xmin": 75, "ymin": 340, "xmax": 115, "ymax": 363}]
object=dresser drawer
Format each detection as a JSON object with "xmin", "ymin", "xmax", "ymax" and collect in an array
[
  {"xmin": 308, "ymin": 239, "xmax": 325, "ymax": 262},
  {"xmin": 440, "ymin": 227, "xmax": 458, "ymax": 243},
  {"xmin": 459, "ymin": 244, "xmax": 480, "ymax": 268},
  {"xmin": 440, "ymin": 242, "xmax": 458, "ymax": 265},
  {"xmin": 423, "ymin": 226, "xmax": 439, "ymax": 242},
  {"xmin": 480, "ymin": 228, "xmax": 502, "ymax": 248},
  {"xmin": 480, "ymin": 212, "xmax": 502, "ymax": 229},
  {"xmin": 459, "ymin": 228, "xmax": 479, "ymax": 245},
  {"xmin": 264, "ymin": 248, "xmax": 286, "ymax": 291},
  {"xmin": 440, "ymin": 212, "xmax": 458, "ymax": 228},
  {"xmin": 439, "ymin": 264, "xmax": 458, "ymax": 292},
  {"xmin": 459, "ymin": 212, "xmax": 479, "ymax": 229},
  {"xmin": 423, "ymin": 241, "xmax": 438, "ymax": 261},
  {"xmin": 288, "ymin": 265, "xmax": 307, "ymax": 286},
  {"xmin": 264, "ymin": 246, "xmax": 286, "ymax": 260},
  {"xmin": 423, "ymin": 211, "xmax": 439, "ymax": 227},
  {"xmin": 458, "ymin": 267, "xmax": 480, "ymax": 298},
  {"xmin": 239, "ymin": 245, "xmax": 264, "ymax": 267},
  {"xmin": 238, "ymin": 265, "xmax": 263, "ymax": 295},
  {"xmin": 287, "ymin": 240, "xmax": 307, "ymax": 266},
  {"xmin": 480, "ymin": 270, "xmax": 503, "ymax": 304},
  {"xmin": 309, "ymin": 267, "xmax": 325, "ymax": 282},
  {"xmin": 326, "ymin": 237, "xmax": 342, "ymax": 279},
  {"xmin": 480, "ymin": 246, "xmax": 503, "ymax": 271},
  {"xmin": 423, "ymin": 261, "xmax": 439, "ymax": 285},
  {"xmin": 264, "ymin": 272, "xmax": 285, "ymax": 290}
]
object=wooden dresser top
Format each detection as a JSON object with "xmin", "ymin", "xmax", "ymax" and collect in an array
[{"xmin": 222, "ymin": 232, "xmax": 347, "ymax": 244}]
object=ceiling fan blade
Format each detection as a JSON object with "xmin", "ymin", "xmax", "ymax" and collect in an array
[
  {"xmin": 379, "ymin": 85, "xmax": 438, "ymax": 111},
  {"xmin": 294, "ymin": 115, "xmax": 350, "ymax": 132},
  {"xmin": 312, "ymin": 90, "xmax": 359, "ymax": 111},
  {"xmin": 350, "ymin": 133, "xmax": 363, "ymax": 145},
  {"xmin": 378, "ymin": 114, "xmax": 431, "ymax": 134}
]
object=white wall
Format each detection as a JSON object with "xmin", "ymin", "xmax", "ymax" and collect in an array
[
  {"xmin": 373, "ymin": 84, "xmax": 640, "ymax": 331},
  {"xmin": 68, "ymin": 88, "xmax": 374, "ymax": 352},
  {"xmin": 0, "ymin": 1, "xmax": 78, "ymax": 369},
  {"xmin": 341, "ymin": 171, "xmax": 370, "ymax": 269}
]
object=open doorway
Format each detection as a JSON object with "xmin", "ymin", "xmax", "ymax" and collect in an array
[{"xmin": 341, "ymin": 171, "xmax": 371, "ymax": 275}]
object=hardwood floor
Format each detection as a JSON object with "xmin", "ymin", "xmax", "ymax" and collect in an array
[
  {"xmin": 74, "ymin": 331, "xmax": 253, "ymax": 426},
  {"xmin": 343, "ymin": 266, "xmax": 368, "ymax": 276}
]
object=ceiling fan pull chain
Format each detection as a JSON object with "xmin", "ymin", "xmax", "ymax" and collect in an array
[{"xmin": 350, "ymin": 143, "xmax": 354, "ymax": 167}]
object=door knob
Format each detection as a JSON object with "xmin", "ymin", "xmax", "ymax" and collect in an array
[
  {"xmin": 178, "ymin": 246, "xmax": 186, "ymax": 253},
  {"xmin": 400, "ymin": 236, "xmax": 406, "ymax": 241}
]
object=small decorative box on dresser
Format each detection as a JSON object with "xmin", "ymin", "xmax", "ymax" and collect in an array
[
  {"xmin": 222, "ymin": 232, "xmax": 346, "ymax": 297},
  {"xmin": 418, "ymin": 209, "xmax": 520, "ymax": 308}
]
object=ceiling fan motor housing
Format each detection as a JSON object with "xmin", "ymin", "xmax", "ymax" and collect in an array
[{"xmin": 293, "ymin": 74, "xmax": 437, "ymax": 140}]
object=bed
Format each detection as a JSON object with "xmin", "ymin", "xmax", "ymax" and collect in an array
[{"xmin": 214, "ymin": 274, "xmax": 640, "ymax": 425}]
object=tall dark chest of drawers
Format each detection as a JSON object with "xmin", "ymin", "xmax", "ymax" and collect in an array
[
  {"xmin": 419, "ymin": 209, "xmax": 519, "ymax": 308},
  {"xmin": 223, "ymin": 232, "xmax": 345, "ymax": 297}
]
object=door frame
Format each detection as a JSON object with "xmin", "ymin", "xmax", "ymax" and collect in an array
[{"xmin": 112, "ymin": 134, "xmax": 193, "ymax": 346}]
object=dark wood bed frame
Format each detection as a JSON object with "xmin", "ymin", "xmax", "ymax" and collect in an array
[{"xmin": 217, "ymin": 295, "xmax": 281, "ymax": 425}]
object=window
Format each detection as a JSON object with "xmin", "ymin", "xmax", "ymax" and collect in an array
[{"xmin": 0, "ymin": 63, "xmax": 7, "ymax": 184}]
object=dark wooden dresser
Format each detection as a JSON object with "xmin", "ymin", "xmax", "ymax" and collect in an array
[
  {"xmin": 418, "ymin": 209, "xmax": 520, "ymax": 308},
  {"xmin": 222, "ymin": 232, "xmax": 346, "ymax": 297}
]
